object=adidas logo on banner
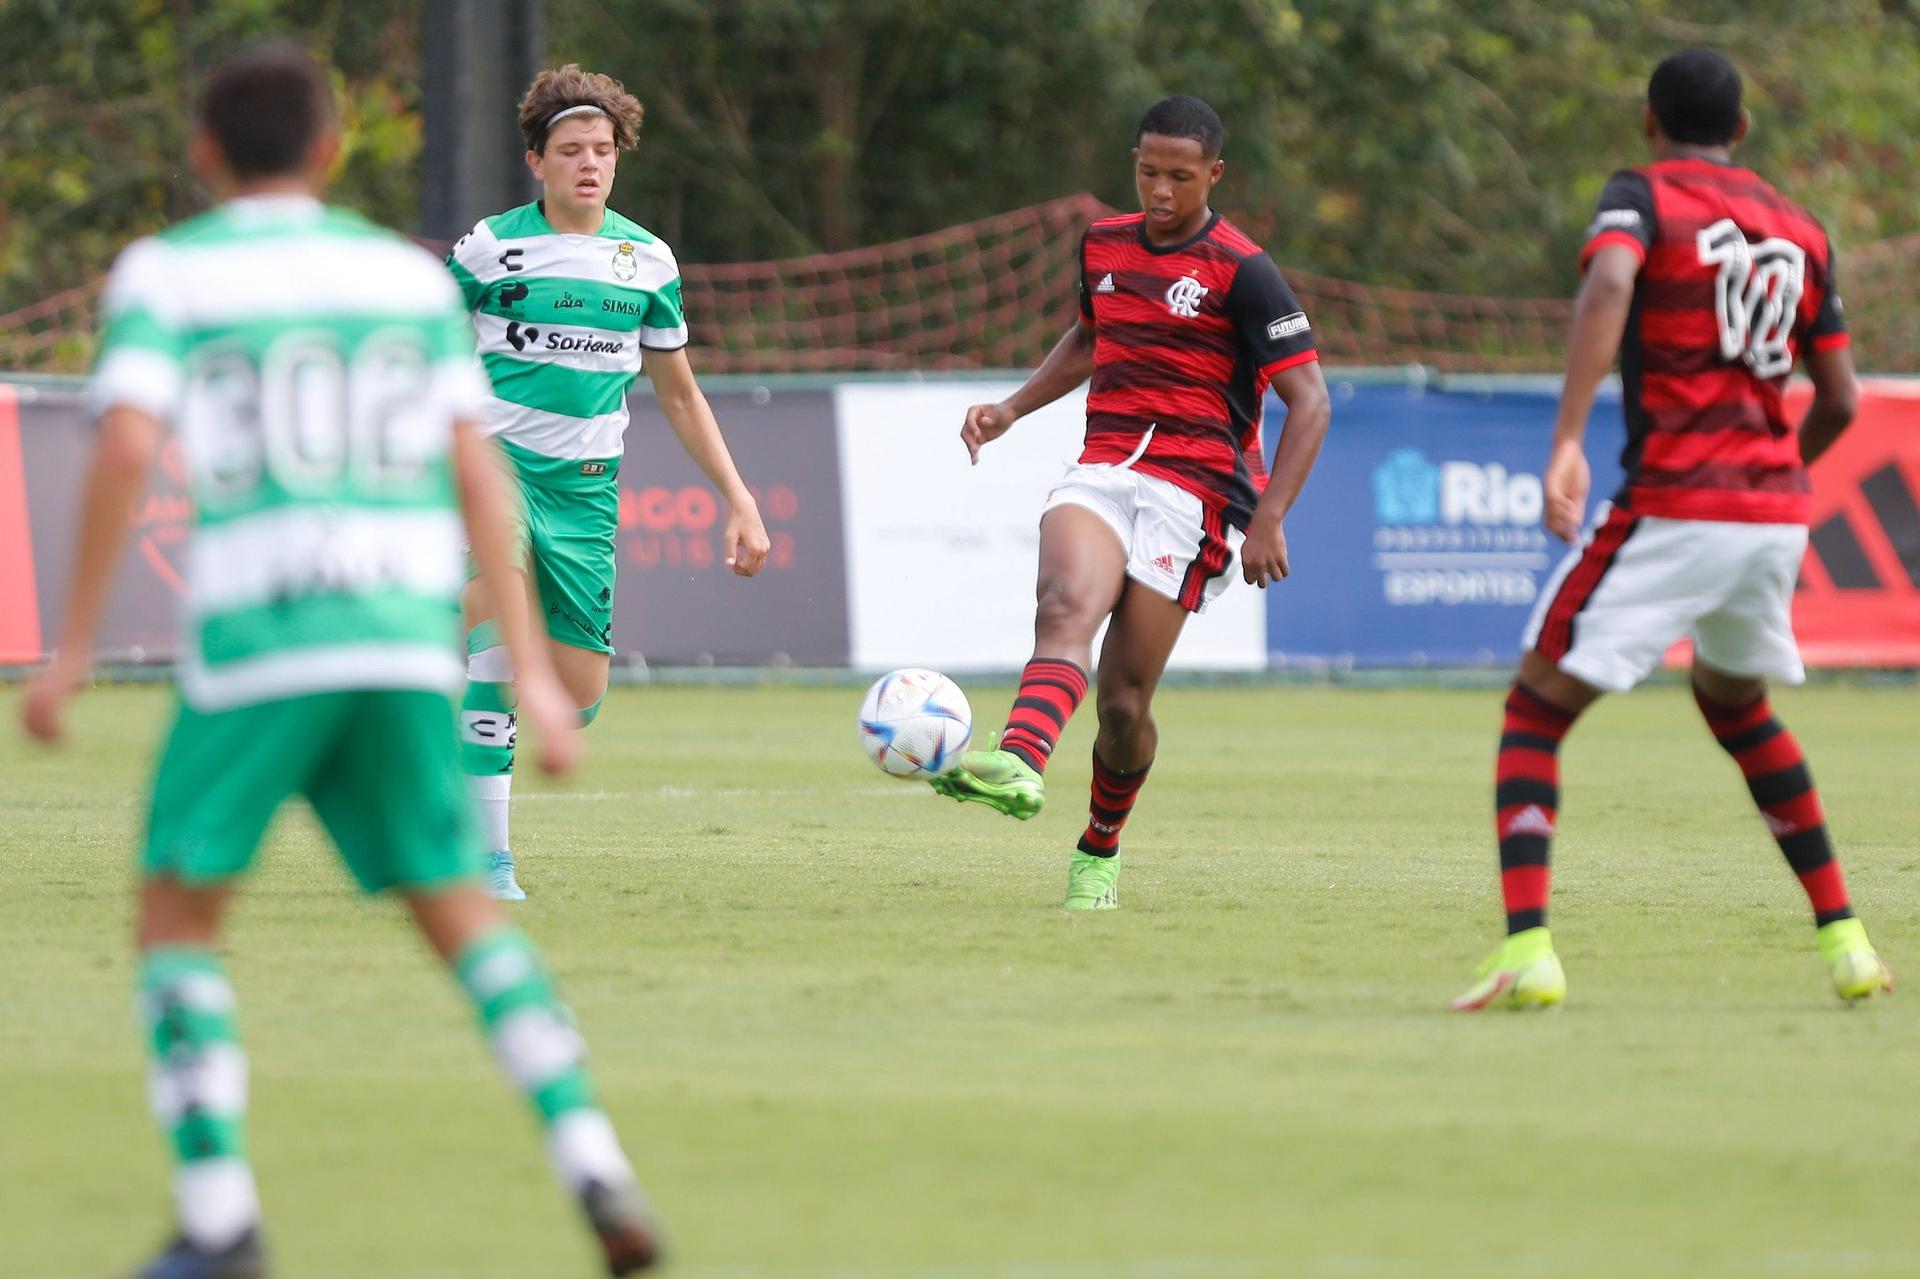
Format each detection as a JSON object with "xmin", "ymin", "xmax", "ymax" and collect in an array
[
  {"xmin": 1502, "ymin": 805, "xmax": 1555, "ymax": 838},
  {"xmin": 1094, "ymin": 273, "xmax": 1116, "ymax": 293}
]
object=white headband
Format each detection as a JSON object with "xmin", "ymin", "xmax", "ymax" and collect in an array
[{"xmin": 545, "ymin": 104, "xmax": 609, "ymax": 135}]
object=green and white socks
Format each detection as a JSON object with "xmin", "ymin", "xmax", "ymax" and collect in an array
[
  {"xmin": 455, "ymin": 928, "xmax": 637, "ymax": 1193},
  {"xmin": 140, "ymin": 931, "xmax": 636, "ymax": 1248},
  {"xmin": 140, "ymin": 949, "xmax": 259, "ymax": 1250},
  {"xmin": 461, "ymin": 626, "xmax": 516, "ymax": 855}
]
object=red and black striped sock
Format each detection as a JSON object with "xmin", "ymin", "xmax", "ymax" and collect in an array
[
  {"xmin": 1694, "ymin": 687, "xmax": 1854, "ymax": 927},
  {"xmin": 1496, "ymin": 683, "xmax": 1580, "ymax": 935},
  {"xmin": 999, "ymin": 658, "xmax": 1088, "ymax": 773},
  {"xmin": 1077, "ymin": 750, "xmax": 1151, "ymax": 858}
]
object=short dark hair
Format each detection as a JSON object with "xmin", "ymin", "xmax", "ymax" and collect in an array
[
  {"xmin": 1648, "ymin": 48, "xmax": 1743, "ymax": 146},
  {"xmin": 1137, "ymin": 95, "xmax": 1224, "ymax": 157},
  {"xmin": 197, "ymin": 41, "xmax": 334, "ymax": 178}
]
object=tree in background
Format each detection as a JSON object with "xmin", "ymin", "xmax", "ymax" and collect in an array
[
  {"xmin": 0, "ymin": 0, "xmax": 423, "ymax": 314},
  {"xmin": 553, "ymin": 0, "xmax": 1920, "ymax": 294},
  {"xmin": 5, "ymin": 0, "xmax": 1918, "ymax": 315}
]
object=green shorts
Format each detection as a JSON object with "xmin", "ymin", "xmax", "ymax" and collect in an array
[
  {"xmin": 143, "ymin": 689, "xmax": 481, "ymax": 893},
  {"xmin": 477, "ymin": 441, "xmax": 621, "ymax": 654}
]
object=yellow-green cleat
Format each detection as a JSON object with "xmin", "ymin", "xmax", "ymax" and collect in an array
[
  {"xmin": 1818, "ymin": 918, "xmax": 1894, "ymax": 1003},
  {"xmin": 1451, "ymin": 926, "xmax": 1565, "ymax": 1011},
  {"xmin": 927, "ymin": 739, "xmax": 1046, "ymax": 820},
  {"xmin": 1063, "ymin": 850, "xmax": 1119, "ymax": 910}
]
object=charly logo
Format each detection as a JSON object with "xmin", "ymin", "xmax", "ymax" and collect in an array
[
  {"xmin": 1165, "ymin": 274, "xmax": 1208, "ymax": 318},
  {"xmin": 611, "ymin": 241, "xmax": 638, "ymax": 281}
]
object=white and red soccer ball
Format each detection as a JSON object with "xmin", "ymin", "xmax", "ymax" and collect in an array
[{"xmin": 858, "ymin": 668, "xmax": 972, "ymax": 778}]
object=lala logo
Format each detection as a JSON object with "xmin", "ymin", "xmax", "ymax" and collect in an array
[{"xmin": 611, "ymin": 241, "xmax": 638, "ymax": 281}]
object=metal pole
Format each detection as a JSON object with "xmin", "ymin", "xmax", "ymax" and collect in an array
[{"xmin": 419, "ymin": 0, "xmax": 546, "ymax": 242}]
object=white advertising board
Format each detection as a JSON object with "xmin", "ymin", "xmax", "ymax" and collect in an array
[{"xmin": 836, "ymin": 381, "xmax": 1269, "ymax": 672}]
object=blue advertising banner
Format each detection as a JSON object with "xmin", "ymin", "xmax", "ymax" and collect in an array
[{"xmin": 1263, "ymin": 380, "xmax": 1627, "ymax": 667}]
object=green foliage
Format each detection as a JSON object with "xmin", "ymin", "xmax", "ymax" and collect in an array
[
  {"xmin": 556, "ymin": 0, "xmax": 1920, "ymax": 292},
  {"xmin": 3, "ymin": 0, "xmax": 1917, "ymax": 313},
  {"xmin": 0, "ymin": 0, "xmax": 424, "ymax": 314}
]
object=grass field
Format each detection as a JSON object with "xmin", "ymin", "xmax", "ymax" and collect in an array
[{"xmin": 3, "ymin": 680, "xmax": 1917, "ymax": 1279}]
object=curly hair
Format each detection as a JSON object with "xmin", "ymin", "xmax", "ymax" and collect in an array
[{"xmin": 517, "ymin": 64, "xmax": 644, "ymax": 153}]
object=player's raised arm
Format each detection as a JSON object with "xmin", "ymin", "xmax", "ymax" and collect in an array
[{"xmin": 961, "ymin": 318, "xmax": 1096, "ymax": 465}]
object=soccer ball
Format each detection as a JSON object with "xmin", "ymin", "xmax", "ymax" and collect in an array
[{"xmin": 858, "ymin": 668, "xmax": 973, "ymax": 779}]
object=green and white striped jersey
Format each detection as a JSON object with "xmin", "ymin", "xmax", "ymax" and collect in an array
[
  {"xmin": 446, "ymin": 202, "xmax": 687, "ymax": 462},
  {"xmin": 90, "ymin": 195, "xmax": 490, "ymax": 712}
]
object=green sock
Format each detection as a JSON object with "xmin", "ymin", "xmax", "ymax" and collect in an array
[
  {"xmin": 454, "ymin": 928, "xmax": 634, "ymax": 1190},
  {"xmin": 462, "ymin": 627, "xmax": 515, "ymax": 852},
  {"xmin": 460, "ymin": 625, "xmax": 516, "ymax": 779},
  {"xmin": 140, "ymin": 947, "xmax": 260, "ymax": 1247}
]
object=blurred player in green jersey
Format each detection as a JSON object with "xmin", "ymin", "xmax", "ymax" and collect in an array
[{"xmin": 22, "ymin": 43, "xmax": 661, "ymax": 1277}]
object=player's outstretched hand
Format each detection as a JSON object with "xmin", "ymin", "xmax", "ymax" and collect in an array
[
  {"xmin": 1544, "ymin": 442, "xmax": 1590, "ymax": 542},
  {"xmin": 961, "ymin": 401, "xmax": 1018, "ymax": 465},
  {"xmin": 20, "ymin": 655, "xmax": 87, "ymax": 745},
  {"xmin": 517, "ymin": 670, "xmax": 585, "ymax": 777},
  {"xmin": 724, "ymin": 494, "xmax": 771, "ymax": 577},
  {"xmin": 1241, "ymin": 511, "xmax": 1291, "ymax": 588}
]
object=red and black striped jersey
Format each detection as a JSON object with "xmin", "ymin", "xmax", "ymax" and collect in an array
[
  {"xmin": 1582, "ymin": 157, "xmax": 1847, "ymax": 524},
  {"xmin": 1078, "ymin": 211, "xmax": 1318, "ymax": 529}
]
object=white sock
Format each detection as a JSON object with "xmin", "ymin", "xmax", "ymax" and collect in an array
[
  {"xmin": 175, "ymin": 1158, "xmax": 260, "ymax": 1249},
  {"xmin": 547, "ymin": 1108, "xmax": 635, "ymax": 1192},
  {"xmin": 469, "ymin": 773, "xmax": 513, "ymax": 853}
]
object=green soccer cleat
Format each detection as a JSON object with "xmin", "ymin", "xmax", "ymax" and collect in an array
[
  {"xmin": 1451, "ymin": 926, "xmax": 1566, "ymax": 1011},
  {"xmin": 1818, "ymin": 918, "xmax": 1894, "ymax": 1003},
  {"xmin": 485, "ymin": 849, "xmax": 526, "ymax": 902},
  {"xmin": 1063, "ymin": 849, "xmax": 1119, "ymax": 910},
  {"xmin": 927, "ymin": 742, "xmax": 1046, "ymax": 820}
]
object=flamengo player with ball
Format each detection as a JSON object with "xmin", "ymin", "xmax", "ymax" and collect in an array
[{"xmin": 930, "ymin": 95, "xmax": 1332, "ymax": 909}]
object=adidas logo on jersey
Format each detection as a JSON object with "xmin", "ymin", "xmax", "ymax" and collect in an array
[
  {"xmin": 1501, "ymin": 805, "xmax": 1556, "ymax": 838},
  {"xmin": 1095, "ymin": 273, "xmax": 1116, "ymax": 293}
]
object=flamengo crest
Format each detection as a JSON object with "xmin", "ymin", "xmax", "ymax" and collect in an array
[{"xmin": 1165, "ymin": 275, "xmax": 1207, "ymax": 318}]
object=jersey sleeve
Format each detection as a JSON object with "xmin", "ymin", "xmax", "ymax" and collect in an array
[
  {"xmin": 1581, "ymin": 170, "xmax": 1655, "ymax": 269},
  {"xmin": 444, "ymin": 220, "xmax": 497, "ymax": 312},
  {"xmin": 640, "ymin": 242, "xmax": 689, "ymax": 351},
  {"xmin": 1227, "ymin": 252, "xmax": 1318, "ymax": 375},
  {"xmin": 89, "ymin": 239, "xmax": 187, "ymax": 422},
  {"xmin": 1804, "ymin": 241, "xmax": 1849, "ymax": 353}
]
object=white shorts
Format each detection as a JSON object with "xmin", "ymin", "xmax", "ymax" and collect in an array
[
  {"xmin": 1043, "ymin": 462, "xmax": 1241, "ymax": 613},
  {"xmin": 1524, "ymin": 503, "xmax": 1808, "ymax": 693}
]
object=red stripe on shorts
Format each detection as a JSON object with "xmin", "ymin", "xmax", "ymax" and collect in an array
[
  {"xmin": 1535, "ymin": 508, "xmax": 1639, "ymax": 662},
  {"xmin": 1177, "ymin": 506, "xmax": 1232, "ymax": 612}
]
